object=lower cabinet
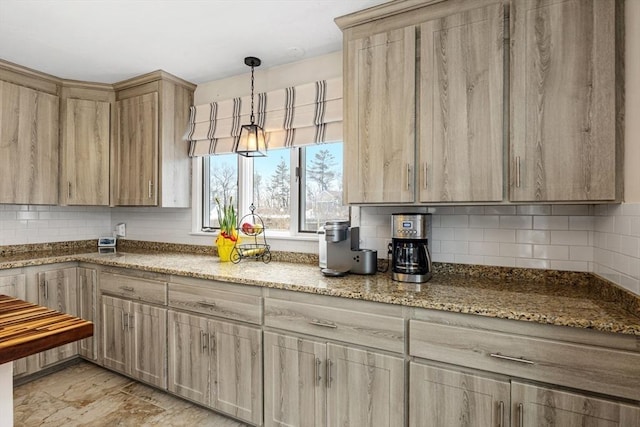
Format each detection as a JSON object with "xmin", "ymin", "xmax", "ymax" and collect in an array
[
  {"xmin": 78, "ymin": 267, "xmax": 97, "ymax": 361},
  {"xmin": 168, "ymin": 310, "xmax": 262, "ymax": 426},
  {"xmin": 0, "ymin": 272, "xmax": 29, "ymax": 376},
  {"xmin": 409, "ymin": 363, "xmax": 509, "ymax": 427},
  {"xmin": 264, "ymin": 331, "xmax": 405, "ymax": 427},
  {"xmin": 101, "ymin": 295, "xmax": 167, "ymax": 389}
]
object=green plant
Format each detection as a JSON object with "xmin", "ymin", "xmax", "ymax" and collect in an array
[{"xmin": 215, "ymin": 196, "xmax": 237, "ymax": 241}]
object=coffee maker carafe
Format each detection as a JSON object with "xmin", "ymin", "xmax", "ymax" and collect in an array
[{"xmin": 391, "ymin": 213, "xmax": 432, "ymax": 283}]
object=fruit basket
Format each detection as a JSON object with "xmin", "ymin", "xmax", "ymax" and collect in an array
[{"xmin": 231, "ymin": 204, "xmax": 271, "ymax": 264}]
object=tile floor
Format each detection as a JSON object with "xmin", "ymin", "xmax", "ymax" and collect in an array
[{"xmin": 14, "ymin": 361, "xmax": 247, "ymax": 426}]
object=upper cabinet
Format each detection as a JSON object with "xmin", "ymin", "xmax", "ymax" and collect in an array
[
  {"xmin": 0, "ymin": 62, "xmax": 60, "ymax": 205},
  {"xmin": 113, "ymin": 72, "xmax": 195, "ymax": 207},
  {"xmin": 336, "ymin": 0, "xmax": 622, "ymax": 204},
  {"xmin": 510, "ymin": 0, "xmax": 622, "ymax": 202},
  {"xmin": 59, "ymin": 83, "xmax": 112, "ymax": 206}
]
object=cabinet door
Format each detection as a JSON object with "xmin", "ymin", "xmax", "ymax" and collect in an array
[
  {"xmin": 101, "ymin": 295, "xmax": 129, "ymax": 374},
  {"xmin": 209, "ymin": 319, "xmax": 262, "ymax": 425},
  {"xmin": 419, "ymin": 4, "xmax": 504, "ymax": 202},
  {"xmin": 510, "ymin": 0, "xmax": 617, "ymax": 201},
  {"xmin": 512, "ymin": 382, "xmax": 640, "ymax": 426},
  {"xmin": 168, "ymin": 310, "xmax": 209, "ymax": 405},
  {"xmin": 0, "ymin": 273, "xmax": 28, "ymax": 376},
  {"xmin": 409, "ymin": 363, "xmax": 510, "ymax": 427},
  {"xmin": 0, "ymin": 80, "xmax": 59, "ymax": 204},
  {"xmin": 115, "ymin": 92, "xmax": 158, "ymax": 206},
  {"xmin": 61, "ymin": 98, "xmax": 110, "ymax": 206},
  {"xmin": 327, "ymin": 343, "xmax": 404, "ymax": 427},
  {"xmin": 345, "ymin": 27, "xmax": 416, "ymax": 203},
  {"xmin": 264, "ymin": 332, "xmax": 326, "ymax": 427},
  {"xmin": 78, "ymin": 267, "xmax": 97, "ymax": 360},
  {"xmin": 130, "ymin": 301, "xmax": 167, "ymax": 389},
  {"xmin": 38, "ymin": 268, "xmax": 78, "ymax": 368}
]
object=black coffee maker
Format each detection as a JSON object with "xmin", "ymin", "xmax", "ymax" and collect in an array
[{"xmin": 391, "ymin": 213, "xmax": 432, "ymax": 283}]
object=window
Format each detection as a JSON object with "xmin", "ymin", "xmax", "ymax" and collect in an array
[{"xmin": 202, "ymin": 142, "xmax": 348, "ymax": 235}]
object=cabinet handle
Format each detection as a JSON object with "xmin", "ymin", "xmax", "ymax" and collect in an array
[
  {"xmin": 490, "ymin": 353, "xmax": 535, "ymax": 365},
  {"xmin": 423, "ymin": 163, "xmax": 428, "ymax": 189},
  {"xmin": 200, "ymin": 330, "xmax": 207, "ymax": 352},
  {"xmin": 515, "ymin": 156, "xmax": 521, "ymax": 188},
  {"xmin": 315, "ymin": 358, "xmax": 322, "ymax": 386},
  {"xmin": 42, "ymin": 281, "xmax": 48, "ymax": 300},
  {"xmin": 518, "ymin": 403, "xmax": 524, "ymax": 427},
  {"xmin": 120, "ymin": 286, "xmax": 135, "ymax": 292},
  {"xmin": 68, "ymin": 182, "xmax": 72, "ymax": 199},
  {"xmin": 148, "ymin": 180, "xmax": 153, "ymax": 199},
  {"xmin": 498, "ymin": 401, "xmax": 504, "ymax": 427},
  {"xmin": 198, "ymin": 300, "xmax": 217, "ymax": 308},
  {"xmin": 326, "ymin": 359, "xmax": 333, "ymax": 388},
  {"xmin": 309, "ymin": 319, "xmax": 337, "ymax": 329},
  {"xmin": 406, "ymin": 164, "xmax": 411, "ymax": 191},
  {"xmin": 127, "ymin": 313, "xmax": 134, "ymax": 329},
  {"xmin": 121, "ymin": 311, "xmax": 126, "ymax": 331}
]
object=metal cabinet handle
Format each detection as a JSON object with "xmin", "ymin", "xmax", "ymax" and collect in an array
[
  {"xmin": 68, "ymin": 182, "xmax": 72, "ymax": 199},
  {"xmin": 198, "ymin": 300, "xmax": 217, "ymax": 308},
  {"xmin": 121, "ymin": 311, "xmax": 126, "ymax": 331},
  {"xmin": 148, "ymin": 180, "xmax": 153, "ymax": 199},
  {"xmin": 406, "ymin": 164, "xmax": 411, "ymax": 191},
  {"xmin": 515, "ymin": 156, "xmax": 521, "ymax": 188},
  {"xmin": 209, "ymin": 333, "xmax": 215, "ymax": 355},
  {"xmin": 490, "ymin": 353, "xmax": 535, "ymax": 365},
  {"xmin": 120, "ymin": 286, "xmax": 134, "ymax": 292},
  {"xmin": 518, "ymin": 403, "xmax": 524, "ymax": 426},
  {"xmin": 200, "ymin": 330, "xmax": 207, "ymax": 352},
  {"xmin": 127, "ymin": 313, "xmax": 134, "ymax": 329},
  {"xmin": 423, "ymin": 162, "xmax": 428, "ymax": 189},
  {"xmin": 315, "ymin": 358, "xmax": 322, "ymax": 387},
  {"xmin": 309, "ymin": 319, "xmax": 337, "ymax": 329},
  {"xmin": 42, "ymin": 280, "xmax": 48, "ymax": 300},
  {"xmin": 498, "ymin": 401, "xmax": 504, "ymax": 427},
  {"xmin": 326, "ymin": 359, "xmax": 333, "ymax": 388}
]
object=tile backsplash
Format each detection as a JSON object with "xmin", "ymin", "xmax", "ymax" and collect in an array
[{"xmin": 0, "ymin": 202, "xmax": 638, "ymax": 297}]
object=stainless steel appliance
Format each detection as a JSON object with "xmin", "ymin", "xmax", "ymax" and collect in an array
[
  {"xmin": 318, "ymin": 221, "xmax": 377, "ymax": 276},
  {"xmin": 391, "ymin": 213, "xmax": 432, "ymax": 283}
]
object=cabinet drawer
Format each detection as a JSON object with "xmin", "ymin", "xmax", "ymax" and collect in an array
[
  {"xmin": 100, "ymin": 272, "xmax": 166, "ymax": 305},
  {"xmin": 265, "ymin": 298, "xmax": 404, "ymax": 353},
  {"xmin": 168, "ymin": 282, "xmax": 262, "ymax": 325},
  {"xmin": 409, "ymin": 320, "xmax": 640, "ymax": 401}
]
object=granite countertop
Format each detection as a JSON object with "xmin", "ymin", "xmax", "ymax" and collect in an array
[{"xmin": 1, "ymin": 245, "xmax": 639, "ymax": 336}]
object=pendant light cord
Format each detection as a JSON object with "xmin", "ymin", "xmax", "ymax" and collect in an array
[{"xmin": 250, "ymin": 65, "xmax": 255, "ymax": 124}]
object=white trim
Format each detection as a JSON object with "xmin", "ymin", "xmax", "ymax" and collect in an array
[{"xmin": 191, "ymin": 158, "xmax": 204, "ymax": 234}]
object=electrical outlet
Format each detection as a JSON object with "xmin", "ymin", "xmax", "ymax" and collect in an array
[{"xmin": 115, "ymin": 223, "xmax": 126, "ymax": 238}]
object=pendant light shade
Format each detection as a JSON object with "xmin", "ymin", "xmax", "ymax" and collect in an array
[{"xmin": 236, "ymin": 56, "xmax": 267, "ymax": 157}]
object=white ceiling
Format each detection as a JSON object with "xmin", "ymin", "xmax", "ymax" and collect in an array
[{"xmin": 0, "ymin": 0, "xmax": 389, "ymax": 85}]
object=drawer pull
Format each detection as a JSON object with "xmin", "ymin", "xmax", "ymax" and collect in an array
[
  {"xmin": 490, "ymin": 353, "xmax": 534, "ymax": 365},
  {"xmin": 309, "ymin": 319, "xmax": 337, "ymax": 329},
  {"xmin": 498, "ymin": 401, "xmax": 504, "ymax": 427},
  {"xmin": 120, "ymin": 286, "xmax": 135, "ymax": 292},
  {"xmin": 198, "ymin": 301, "xmax": 217, "ymax": 308}
]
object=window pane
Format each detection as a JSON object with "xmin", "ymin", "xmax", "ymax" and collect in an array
[
  {"xmin": 301, "ymin": 142, "xmax": 349, "ymax": 232},
  {"xmin": 253, "ymin": 148, "xmax": 291, "ymax": 231},
  {"xmin": 204, "ymin": 154, "xmax": 238, "ymax": 229}
]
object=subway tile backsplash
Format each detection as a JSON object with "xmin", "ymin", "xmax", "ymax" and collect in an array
[{"xmin": 0, "ymin": 202, "xmax": 637, "ymax": 297}]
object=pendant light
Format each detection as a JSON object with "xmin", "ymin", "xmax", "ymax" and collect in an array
[{"xmin": 236, "ymin": 56, "xmax": 267, "ymax": 157}]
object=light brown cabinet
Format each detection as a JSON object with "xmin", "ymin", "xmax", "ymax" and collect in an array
[
  {"xmin": 77, "ymin": 267, "xmax": 97, "ymax": 361},
  {"xmin": 0, "ymin": 272, "xmax": 28, "ymax": 376},
  {"xmin": 168, "ymin": 310, "xmax": 262, "ymax": 425},
  {"xmin": 101, "ymin": 295, "xmax": 167, "ymax": 389},
  {"xmin": 509, "ymin": 0, "xmax": 622, "ymax": 202},
  {"xmin": 113, "ymin": 72, "xmax": 195, "ymax": 207},
  {"xmin": 37, "ymin": 267, "xmax": 79, "ymax": 369},
  {"xmin": 0, "ymin": 79, "xmax": 59, "ymax": 205},
  {"xmin": 60, "ymin": 86, "xmax": 112, "ymax": 206}
]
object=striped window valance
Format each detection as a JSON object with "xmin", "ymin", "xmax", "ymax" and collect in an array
[{"xmin": 186, "ymin": 77, "xmax": 342, "ymax": 156}]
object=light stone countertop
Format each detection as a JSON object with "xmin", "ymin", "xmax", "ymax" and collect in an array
[{"xmin": 1, "ymin": 248, "xmax": 639, "ymax": 336}]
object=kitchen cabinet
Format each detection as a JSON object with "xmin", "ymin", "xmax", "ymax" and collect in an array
[
  {"xmin": 409, "ymin": 363, "xmax": 510, "ymax": 427},
  {"xmin": 37, "ymin": 267, "xmax": 79, "ymax": 369},
  {"xmin": 77, "ymin": 267, "xmax": 97, "ymax": 361},
  {"xmin": 168, "ymin": 310, "xmax": 262, "ymax": 425},
  {"xmin": 113, "ymin": 72, "xmax": 195, "ymax": 207},
  {"xmin": 0, "ymin": 77, "xmax": 59, "ymax": 205},
  {"xmin": 0, "ymin": 272, "xmax": 28, "ymax": 376},
  {"xmin": 101, "ymin": 295, "xmax": 167, "ymax": 388},
  {"xmin": 509, "ymin": 0, "xmax": 622, "ymax": 202},
  {"xmin": 59, "ymin": 84, "xmax": 112, "ymax": 206},
  {"xmin": 264, "ymin": 291, "xmax": 405, "ymax": 427}
]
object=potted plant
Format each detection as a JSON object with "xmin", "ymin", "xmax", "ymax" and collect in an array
[{"xmin": 214, "ymin": 196, "xmax": 239, "ymax": 261}]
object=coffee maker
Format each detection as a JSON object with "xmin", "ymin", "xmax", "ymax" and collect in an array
[
  {"xmin": 391, "ymin": 213, "xmax": 432, "ymax": 283},
  {"xmin": 318, "ymin": 220, "xmax": 377, "ymax": 276}
]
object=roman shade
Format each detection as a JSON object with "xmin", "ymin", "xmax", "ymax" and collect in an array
[{"xmin": 186, "ymin": 78, "xmax": 342, "ymax": 156}]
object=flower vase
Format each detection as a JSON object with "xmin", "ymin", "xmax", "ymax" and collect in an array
[{"xmin": 216, "ymin": 235, "xmax": 238, "ymax": 262}]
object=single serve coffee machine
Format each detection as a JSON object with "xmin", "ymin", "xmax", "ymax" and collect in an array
[
  {"xmin": 391, "ymin": 213, "xmax": 433, "ymax": 283},
  {"xmin": 318, "ymin": 220, "xmax": 377, "ymax": 276}
]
